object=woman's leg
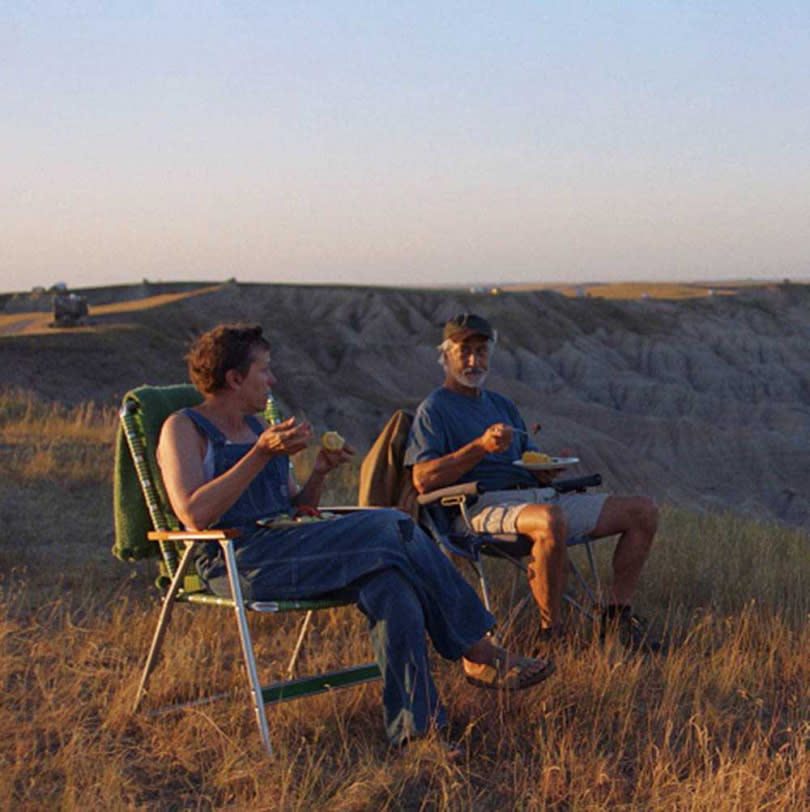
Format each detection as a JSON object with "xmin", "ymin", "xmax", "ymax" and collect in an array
[
  {"xmin": 233, "ymin": 510, "xmax": 497, "ymax": 658},
  {"xmin": 354, "ymin": 569, "xmax": 447, "ymax": 746},
  {"xmin": 389, "ymin": 516, "xmax": 496, "ymax": 659}
]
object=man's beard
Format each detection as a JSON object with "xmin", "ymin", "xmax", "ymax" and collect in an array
[{"xmin": 451, "ymin": 367, "xmax": 488, "ymax": 389}]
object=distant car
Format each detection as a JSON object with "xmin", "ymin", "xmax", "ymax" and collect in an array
[{"xmin": 51, "ymin": 293, "xmax": 89, "ymax": 327}]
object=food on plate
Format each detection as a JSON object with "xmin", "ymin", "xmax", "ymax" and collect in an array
[
  {"xmin": 521, "ymin": 450, "xmax": 552, "ymax": 465},
  {"xmin": 321, "ymin": 431, "xmax": 345, "ymax": 452}
]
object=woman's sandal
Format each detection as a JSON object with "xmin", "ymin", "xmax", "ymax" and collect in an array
[{"xmin": 463, "ymin": 653, "xmax": 555, "ymax": 691}]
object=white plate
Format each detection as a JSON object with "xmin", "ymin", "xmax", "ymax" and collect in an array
[{"xmin": 513, "ymin": 457, "xmax": 579, "ymax": 471}]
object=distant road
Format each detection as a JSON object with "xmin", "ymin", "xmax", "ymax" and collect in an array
[
  {"xmin": 0, "ymin": 316, "xmax": 44, "ymax": 336},
  {"xmin": 0, "ymin": 285, "xmax": 223, "ymax": 338}
]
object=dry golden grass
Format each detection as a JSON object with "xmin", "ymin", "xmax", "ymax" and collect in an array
[
  {"xmin": 2, "ymin": 390, "xmax": 809, "ymax": 810},
  {"xmin": 88, "ymin": 285, "xmax": 224, "ymax": 316},
  {"xmin": 502, "ymin": 281, "xmax": 747, "ymax": 300},
  {"xmin": 0, "ymin": 390, "xmax": 116, "ymax": 488}
]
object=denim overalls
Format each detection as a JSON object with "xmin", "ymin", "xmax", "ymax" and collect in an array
[{"xmin": 183, "ymin": 408, "xmax": 495, "ymax": 745}]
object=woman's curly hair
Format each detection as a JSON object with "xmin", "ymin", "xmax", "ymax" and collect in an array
[{"xmin": 186, "ymin": 323, "xmax": 270, "ymax": 394}]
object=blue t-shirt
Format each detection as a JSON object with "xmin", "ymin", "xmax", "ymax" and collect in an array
[{"xmin": 404, "ymin": 387, "xmax": 539, "ymax": 491}]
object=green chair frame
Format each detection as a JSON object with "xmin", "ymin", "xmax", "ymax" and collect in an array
[{"xmin": 117, "ymin": 386, "xmax": 381, "ymax": 756}]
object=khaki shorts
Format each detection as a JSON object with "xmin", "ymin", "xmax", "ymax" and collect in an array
[{"xmin": 461, "ymin": 488, "xmax": 609, "ymax": 539}]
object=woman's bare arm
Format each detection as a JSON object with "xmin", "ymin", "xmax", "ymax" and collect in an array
[{"xmin": 157, "ymin": 413, "xmax": 311, "ymax": 529}]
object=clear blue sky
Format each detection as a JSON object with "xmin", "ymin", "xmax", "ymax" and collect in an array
[{"xmin": 3, "ymin": 1, "xmax": 809, "ymax": 292}]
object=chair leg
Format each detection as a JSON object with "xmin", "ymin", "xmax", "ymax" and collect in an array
[
  {"xmin": 287, "ymin": 610, "xmax": 313, "ymax": 678},
  {"xmin": 470, "ymin": 558, "xmax": 503, "ymax": 643},
  {"xmin": 472, "ymin": 559, "xmax": 494, "ymax": 614},
  {"xmin": 561, "ymin": 538, "xmax": 604, "ymax": 621},
  {"xmin": 133, "ymin": 543, "xmax": 197, "ymax": 713},
  {"xmin": 562, "ymin": 590, "xmax": 596, "ymax": 621},
  {"xmin": 473, "ymin": 546, "xmax": 529, "ymax": 642},
  {"xmin": 221, "ymin": 540, "xmax": 274, "ymax": 757},
  {"xmin": 568, "ymin": 558, "xmax": 598, "ymax": 609},
  {"xmin": 500, "ymin": 593, "xmax": 533, "ymax": 642},
  {"xmin": 480, "ymin": 539, "xmax": 603, "ymax": 625},
  {"xmin": 583, "ymin": 540, "xmax": 602, "ymax": 603}
]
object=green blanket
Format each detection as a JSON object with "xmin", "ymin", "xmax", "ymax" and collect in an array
[{"xmin": 112, "ymin": 384, "xmax": 202, "ymax": 561}]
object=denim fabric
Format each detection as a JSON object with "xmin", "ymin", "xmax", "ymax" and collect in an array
[
  {"xmin": 183, "ymin": 409, "xmax": 290, "ymax": 528},
  {"xmin": 204, "ymin": 510, "xmax": 495, "ymax": 744},
  {"xmin": 355, "ymin": 569, "xmax": 447, "ymax": 741},
  {"xmin": 187, "ymin": 410, "xmax": 495, "ymax": 745}
]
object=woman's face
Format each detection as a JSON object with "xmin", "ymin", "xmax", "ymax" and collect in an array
[{"xmin": 238, "ymin": 348, "xmax": 276, "ymax": 412}]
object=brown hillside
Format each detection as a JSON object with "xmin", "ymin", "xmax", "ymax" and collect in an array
[{"xmin": 2, "ymin": 280, "xmax": 809, "ymax": 528}]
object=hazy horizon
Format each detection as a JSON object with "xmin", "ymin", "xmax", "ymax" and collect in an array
[{"xmin": 3, "ymin": 3, "xmax": 809, "ymax": 293}]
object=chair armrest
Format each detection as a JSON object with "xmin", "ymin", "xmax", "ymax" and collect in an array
[
  {"xmin": 416, "ymin": 481, "xmax": 482, "ymax": 507},
  {"xmin": 320, "ymin": 506, "xmax": 379, "ymax": 514},
  {"xmin": 417, "ymin": 473, "xmax": 601, "ymax": 507},
  {"xmin": 147, "ymin": 529, "xmax": 241, "ymax": 542},
  {"xmin": 553, "ymin": 474, "xmax": 602, "ymax": 494}
]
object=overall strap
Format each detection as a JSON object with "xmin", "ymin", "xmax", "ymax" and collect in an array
[
  {"xmin": 181, "ymin": 408, "xmax": 227, "ymax": 447},
  {"xmin": 245, "ymin": 414, "xmax": 265, "ymax": 435}
]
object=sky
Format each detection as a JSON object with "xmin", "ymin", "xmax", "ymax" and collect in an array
[{"xmin": 2, "ymin": 1, "xmax": 809, "ymax": 293}]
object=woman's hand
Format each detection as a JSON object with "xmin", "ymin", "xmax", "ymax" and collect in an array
[
  {"xmin": 256, "ymin": 417, "xmax": 313, "ymax": 457},
  {"xmin": 312, "ymin": 442, "xmax": 355, "ymax": 476}
]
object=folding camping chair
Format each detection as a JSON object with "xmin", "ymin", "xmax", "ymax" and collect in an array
[
  {"xmin": 114, "ymin": 384, "xmax": 381, "ymax": 757},
  {"xmin": 416, "ymin": 476, "xmax": 605, "ymax": 639},
  {"xmin": 359, "ymin": 410, "xmax": 605, "ymax": 642}
]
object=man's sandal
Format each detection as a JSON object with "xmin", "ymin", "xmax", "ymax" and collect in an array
[{"xmin": 463, "ymin": 653, "xmax": 555, "ymax": 691}]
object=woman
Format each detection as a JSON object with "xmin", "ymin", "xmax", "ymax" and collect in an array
[{"xmin": 157, "ymin": 323, "xmax": 553, "ymax": 752}]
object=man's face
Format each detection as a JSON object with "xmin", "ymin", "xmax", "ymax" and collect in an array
[{"xmin": 444, "ymin": 334, "xmax": 491, "ymax": 389}]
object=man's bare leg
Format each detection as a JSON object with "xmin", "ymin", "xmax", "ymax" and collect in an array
[
  {"xmin": 515, "ymin": 504, "xmax": 569, "ymax": 630},
  {"xmin": 590, "ymin": 495, "xmax": 658, "ymax": 606}
]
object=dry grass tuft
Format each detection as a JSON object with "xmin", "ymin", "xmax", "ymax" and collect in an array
[
  {"xmin": 2, "ymin": 390, "xmax": 809, "ymax": 809},
  {"xmin": 0, "ymin": 389, "xmax": 116, "ymax": 485}
]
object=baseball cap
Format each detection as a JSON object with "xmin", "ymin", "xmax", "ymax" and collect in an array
[{"xmin": 443, "ymin": 313, "xmax": 494, "ymax": 342}]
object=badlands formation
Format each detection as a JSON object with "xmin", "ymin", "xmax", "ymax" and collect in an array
[{"xmin": 2, "ymin": 281, "xmax": 809, "ymax": 527}]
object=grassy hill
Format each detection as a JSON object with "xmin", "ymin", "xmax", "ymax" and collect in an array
[
  {"xmin": 1, "ymin": 389, "xmax": 808, "ymax": 808},
  {"xmin": 1, "ymin": 278, "xmax": 809, "ymax": 806}
]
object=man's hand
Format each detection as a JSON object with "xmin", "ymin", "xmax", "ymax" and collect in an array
[
  {"xmin": 412, "ymin": 422, "xmax": 515, "ymax": 494},
  {"xmin": 312, "ymin": 442, "xmax": 355, "ymax": 476},
  {"xmin": 531, "ymin": 446, "xmax": 573, "ymax": 486},
  {"xmin": 480, "ymin": 423, "xmax": 514, "ymax": 454},
  {"xmin": 531, "ymin": 468, "xmax": 564, "ymax": 486},
  {"xmin": 257, "ymin": 417, "xmax": 313, "ymax": 457}
]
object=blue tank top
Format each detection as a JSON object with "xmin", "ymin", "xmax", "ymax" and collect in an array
[{"xmin": 182, "ymin": 408, "xmax": 292, "ymax": 529}]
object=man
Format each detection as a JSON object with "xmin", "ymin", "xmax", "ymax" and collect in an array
[
  {"xmin": 404, "ymin": 313, "xmax": 660, "ymax": 651},
  {"xmin": 157, "ymin": 323, "xmax": 554, "ymax": 756}
]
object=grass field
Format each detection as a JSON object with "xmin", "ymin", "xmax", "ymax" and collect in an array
[
  {"xmin": 1, "ymin": 390, "xmax": 809, "ymax": 810},
  {"xmin": 502, "ymin": 281, "xmax": 751, "ymax": 300}
]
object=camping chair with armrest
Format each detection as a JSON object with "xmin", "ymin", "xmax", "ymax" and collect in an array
[
  {"xmin": 358, "ymin": 410, "xmax": 605, "ymax": 643},
  {"xmin": 416, "ymin": 475, "xmax": 604, "ymax": 641},
  {"xmin": 114, "ymin": 384, "xmax": 381, "ymax": 757}
]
